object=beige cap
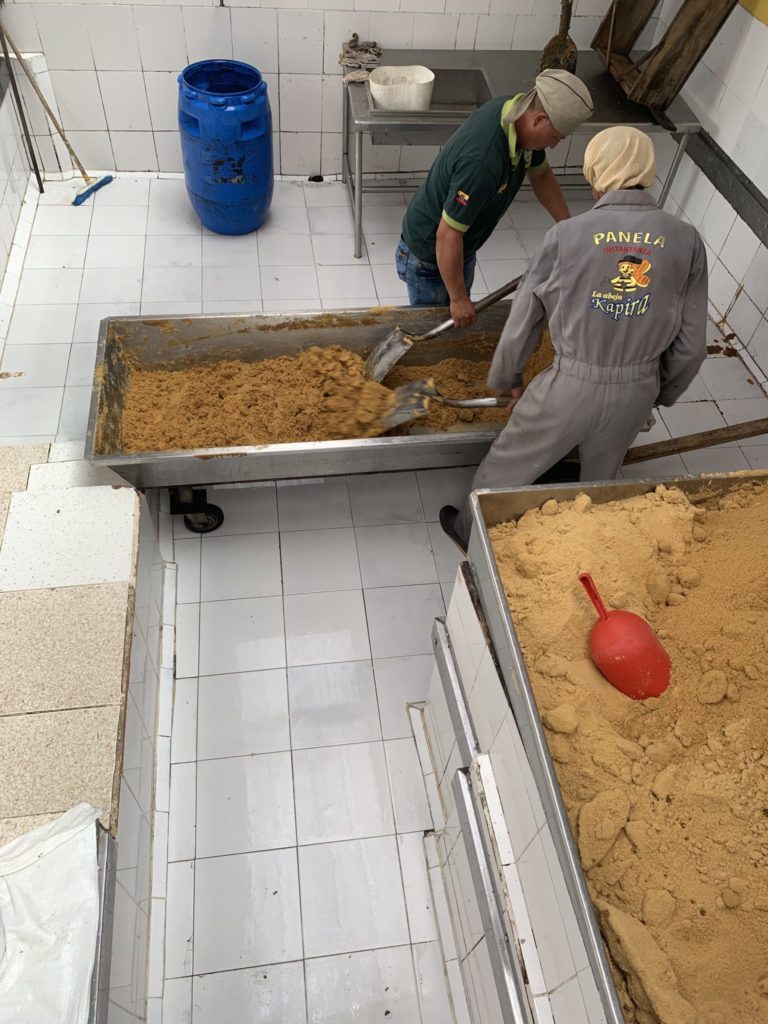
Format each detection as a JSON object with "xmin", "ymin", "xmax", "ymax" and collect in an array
[
  {"xmin": 583, "ymin": 126, "xmax": 657, "ymax": 193},
  {"xmin": 502, "ymin": 69, "xmax": 593, "ymax": 136}
]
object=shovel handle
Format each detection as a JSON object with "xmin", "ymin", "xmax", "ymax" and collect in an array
[
  {"xmin": 578, "ymin": 572, "xmax": 610, "ymax": 621},
  {"xmin": 421, "ymin": 275, "xmax": 524, "ymax": 342},
  {"xmin": 438, "ymin": 396, "xmax": 507, "ymax": 408}
]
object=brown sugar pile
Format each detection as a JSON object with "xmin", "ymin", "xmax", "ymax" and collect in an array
[
  {"xmin": 120, "ymin": 331, "xmax": 555, "ymax": 452},
  {"xmin": 122, "ymin": 345, "xmax": 396, "ymax": 451},
  {"xmin": 489, "ymin": 480, "xmax": 768, "ymax": 1024},
  {"xmin": 384, "ymin": 357, "xmax": 508, "ymax": 431},
  {"xmin": 384, "ymin": 329, "xmax": 555, "ymax": 432}
]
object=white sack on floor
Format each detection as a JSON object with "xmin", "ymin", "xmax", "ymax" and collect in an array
[{"xmin": 0, "ymin": 803, "xmax": 100, "ymax": 1024}]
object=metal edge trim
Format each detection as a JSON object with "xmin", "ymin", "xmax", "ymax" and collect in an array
[
  {"xmin": 460, "ymin": 560, "xmax": 499, "ymax": 653},
  {"xmin": 687, "ymin": 129, "xmax": 768, "ymax": 249},
  {"xmin": 432, "ymin": 618, "xmax": 479, "ymax": 766},
  {"xmin": 85, "ymin": 316, "xmax": 112, "ymax": 463},
  {"xmin": 473, "ymin": 471, "xmax": 768, "ymax": 521},
  {"xmin": 89, "ymin": 824, "xmax": 116, "ymax": 1024},
  {"xmin": 453, "ymin": 768, "xmax": 534, "ymax": 1024},
  {"xmin": 88, "ymin": 427, "xmax": 502, "ymax": 467},
  {"xmin": 467, "ymin": 490, "xmax": 626, "ymax": 1024}
]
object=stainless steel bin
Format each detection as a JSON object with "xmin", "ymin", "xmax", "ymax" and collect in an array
[
  {"xmin": 86, "ymin": 304, "xmax": 512, "ymax": 490},
  {"xmin": 466, "ymin": 471, "xmax": 768, "ymax": 1024}
]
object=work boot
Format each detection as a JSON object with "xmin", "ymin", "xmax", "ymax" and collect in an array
[{"xmin": 439, "ymin": 505, "xmax": 467, "ymax": 556}]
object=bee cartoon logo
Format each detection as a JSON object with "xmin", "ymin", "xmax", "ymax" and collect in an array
[
  {"xmin": 591, "ymin": 253, "xmax": 654, "ymax": 320},
  {"xmin": 611, "ymin": 255, "xmax": 652, "ymax": 293}
]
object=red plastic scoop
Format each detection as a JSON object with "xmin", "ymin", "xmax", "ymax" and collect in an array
[{"xmin": 578, "ymin": 572, "xmax": 671, "ymax": 700}]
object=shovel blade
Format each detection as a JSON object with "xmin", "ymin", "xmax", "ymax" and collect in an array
[
  {"xmin": 365, "ymin": 327, "xmax": 414, "ymax": 382},
  {"xmin": 380, "ymin": 379, "xmax": 437, "ymax": 431}
]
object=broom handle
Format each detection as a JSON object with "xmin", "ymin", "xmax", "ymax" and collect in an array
[
  {"xmin": 0, "ymin": 20, "xmax": 90, "ymax": 183},
  {"xmin": 624, "ymin": 417, "xmax": 768, "ymax": 463},
  {"xmin": 558, "ymin": 0, "xmax": 573, "ymax": 38}
]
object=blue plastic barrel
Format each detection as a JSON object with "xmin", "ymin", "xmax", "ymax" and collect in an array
[{"xmin": 178, "ymin": 60, "xmax": 273, "ymax": 235}]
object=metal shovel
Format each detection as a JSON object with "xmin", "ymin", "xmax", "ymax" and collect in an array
[
  {"xmin": 381, "ymin": 387, "xmax": 659, "ymax": 434},
  {"xmin": 380, "ymin": 379, "xmax": 507, "ymax": 431},
  {"xmin": 365, "ymin": 275, "xmax": 523, "ymax": 383}
]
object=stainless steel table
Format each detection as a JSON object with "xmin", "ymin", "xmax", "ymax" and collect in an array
[{"xmin": 342, "ymin": 49, "xmax": 700, "ymax": 258}]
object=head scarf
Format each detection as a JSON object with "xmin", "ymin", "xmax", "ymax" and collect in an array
[
  {"xmin": 583, "ymin": 126, "xmax": 657, "ymax": 193},
  {"xmin": 502, "ymin": 69, "xmax": 593, "ymax": 136}
]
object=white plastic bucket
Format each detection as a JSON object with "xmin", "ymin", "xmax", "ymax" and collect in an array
[{"xmin": 369, "ymin": 65, "xmax": 435, "ymax": 112}]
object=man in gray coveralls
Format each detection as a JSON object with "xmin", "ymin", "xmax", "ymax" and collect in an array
[{"xmin": 442, "ymin": 125, "xmax": 708, "ymax": 552}]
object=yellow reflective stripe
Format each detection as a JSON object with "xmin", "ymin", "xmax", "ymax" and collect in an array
[{"xmin": 442, "ymin": 211, "xmax": 469, "ymax": 232}]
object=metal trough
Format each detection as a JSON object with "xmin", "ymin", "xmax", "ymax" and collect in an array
[
  {"xmin": 466, "ymin": 470, "xmax": 768, "ymax": 1023},
  {"xmin": 86, "ymin": 304, "xmax": 511, "ymax": 490}
]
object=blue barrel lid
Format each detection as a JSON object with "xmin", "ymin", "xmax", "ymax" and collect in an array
[{"xmin": 179, "ymin": 60, "xmax": 264, "ymax": 105}]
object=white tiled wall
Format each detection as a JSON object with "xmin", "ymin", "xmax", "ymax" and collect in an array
[
  {"xmin": 2, "ymin": 0, "xmax": 651, "ymax": 182},
  {"xmin": 426, "ymin": 570, "xmax": 610, "ymax": 1024},
  {"xmin": 651, "ymin": 3, "xmax": 768, "ymax": 379},
  {"xmin": 0, "ymin": 50, "xmax": 72, "ymax": 193},
  {"xmin": 0, "ymin": 61, "xmax": 34, "ymax": 287}
]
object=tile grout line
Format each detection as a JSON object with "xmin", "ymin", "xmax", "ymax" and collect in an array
[
  {"xmin": 187, "ymin": 523, "xmax": 202, "ymax": 981},
  {"xmin": 170, "ymin": 940, "xmax": 430, "ymax": 981},
  {"xmin": 178, "ymin": 829, "xmax": 423, "ymax": 866},
  {"xmin": 346, "ymin": 485, "xmax": 377, "ymax": 676},
  {"xmin": 187, "ymin": 533, "xmax": 202, "ymax": 999},
  {"xmin": 359, "ymin": 502, "xmax": 397, "ymax": 753},
  {"xmin": 276, "ymin": 519, "xmax": 311, "ymax": 1018}
]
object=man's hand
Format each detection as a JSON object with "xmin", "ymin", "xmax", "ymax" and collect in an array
[
  {"xmin": 497, "ymin": 384, "xmax": 524, "ymax": 411},
  {"xmin": 450, "ymin": 295, "xmax": 476, "ymax": 327},
  {"xmin": 436, "ymin": 220, "xmax": 475, "ymax": 325}
]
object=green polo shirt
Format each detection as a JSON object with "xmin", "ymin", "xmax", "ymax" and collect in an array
[{"xmin": 401, "ymin": 95, "xmax": 548, "ymax": 264}]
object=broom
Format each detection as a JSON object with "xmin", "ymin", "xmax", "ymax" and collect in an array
[
  {"xmin": 539, "ymin": 0, "xmax": 578, "ymax": 74},
  {"xmin": 0, "ymin": 19, "xmax": 113, "ymax": 205}
]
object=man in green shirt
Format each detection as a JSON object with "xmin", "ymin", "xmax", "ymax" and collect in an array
[{"xmin": 397, "ymin": 69, "xmax": 593, "ymax": 326}]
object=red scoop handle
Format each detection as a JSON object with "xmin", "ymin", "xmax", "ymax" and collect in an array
[{"xmin": 578, "ymin": 572, "xmax": 609, "ymax": 621}]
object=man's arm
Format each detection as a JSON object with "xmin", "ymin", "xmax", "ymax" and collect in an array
[
  {"xmin": 488, "ymin": 230, "xmax": 557, "ymax": 392},
  {"xmin": 657, "ymin": 234, "xmax": 708, "ymax": 406},
  {"xmin": 528, "ymin": 166, "xmax": 570, "ymax": 223},
  {"xmin": 436, "ymin": 218, "xmax": 475, "ymax": 327}
]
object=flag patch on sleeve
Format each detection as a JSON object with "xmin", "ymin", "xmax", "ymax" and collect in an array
[{"xmin": 455, "ymin": 190, "xmax": 469, "ymax": 206}]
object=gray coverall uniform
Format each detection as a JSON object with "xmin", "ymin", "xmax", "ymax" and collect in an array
[{"xmin": 454, "ymin": 189, "xmax": 708, "ymax": 544}]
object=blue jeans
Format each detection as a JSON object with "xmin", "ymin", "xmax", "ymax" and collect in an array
[{"xmin": 395, "ymin": 237, "xmax": 476, "ymax": 307}]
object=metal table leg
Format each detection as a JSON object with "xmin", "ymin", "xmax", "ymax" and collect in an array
[
  {"xmin": 341, "ymin": 85, "xmax": 349, "ymax": 185},
  {"xmin": 658, "ymin": 130, "xmax": 690, "ymax": 207},
  {"xmin": 354, "ymin": 129, "xmax": 364, "ymax": 259}
]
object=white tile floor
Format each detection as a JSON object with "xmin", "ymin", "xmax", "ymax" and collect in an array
[
  {"xmin": 1, "ymin": 172, "xmax": 766, "ymax": 460},
  {"xmin": 3, "ymin": 174, "xmax": 768, "ymax": 1022},
  {"xmin": 167, "ymin": 470, "xmax": 471, "ymax": 1024}
]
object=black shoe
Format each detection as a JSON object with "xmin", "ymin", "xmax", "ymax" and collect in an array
[{"xmin": 439, "ymin": 505, "xmax": 467, "ymax": 555}]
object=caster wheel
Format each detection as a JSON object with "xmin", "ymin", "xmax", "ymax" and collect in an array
[{"xmin": 183, "ymin": 504, "xmax": 224, "ymax": 534}]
